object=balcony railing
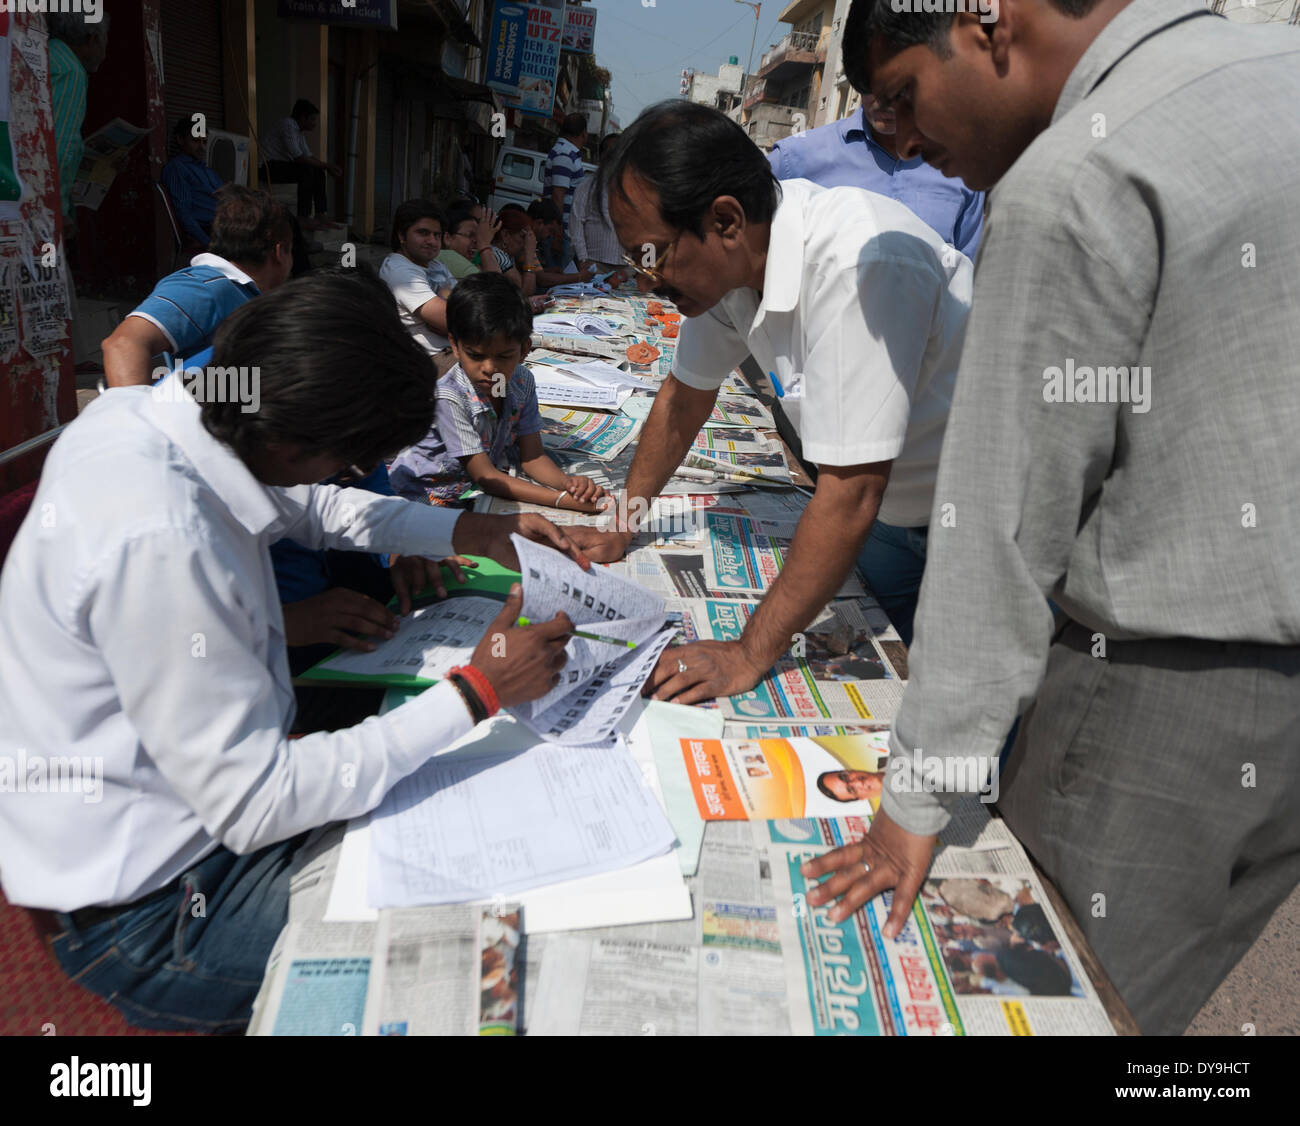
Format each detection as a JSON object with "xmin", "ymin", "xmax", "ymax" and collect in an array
[{"xmin": 758, "ymin": 30, "xmax": 823, "ymax": 74}]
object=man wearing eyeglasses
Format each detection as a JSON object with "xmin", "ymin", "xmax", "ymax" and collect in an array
[{"xmin": 568, "ymin": 101, "xmax": 972, "ymax": 705}]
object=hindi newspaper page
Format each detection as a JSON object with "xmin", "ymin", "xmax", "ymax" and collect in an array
[
  {"xmin": 764, "ymin": 813, "xmax": 1115, "ymax": 1036},
  {"xmin": 683, "ymin": 598, "xmax": 908, "ymax": 724}
]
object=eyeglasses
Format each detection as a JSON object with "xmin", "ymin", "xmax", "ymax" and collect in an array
[{"xmin": 621, "ymin": 231, "xmax": 682, "ymax": 285}]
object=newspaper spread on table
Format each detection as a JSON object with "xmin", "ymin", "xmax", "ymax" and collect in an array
[
  {"xmin": 766, "ymin": 811, "xmax": 1115, "ymax": 1036},
  {"xmin": 251, "ymin": 802, "xmax": 1114, "ymax": 1036},
  {"xmin": 247, "ymin": 284, "xmax": 1116, "ymax": 1037}
]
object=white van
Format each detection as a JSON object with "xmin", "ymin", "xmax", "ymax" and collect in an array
[{"xmin": 489, "ymin": 146, "xmax": 546, "ymax": 211}]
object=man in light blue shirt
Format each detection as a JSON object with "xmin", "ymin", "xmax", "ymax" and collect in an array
[{"xmin": 769, "ymin": 97, "xmax": 984, "ymax": 262}]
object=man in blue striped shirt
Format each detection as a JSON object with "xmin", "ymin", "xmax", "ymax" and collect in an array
[
  {"xmin": 545, "ymin": 114, "xmax": 588, "ymax": 265},
  {"xmin": 161, "ymin": 117, "xmax": 226, "ymax": 249}
]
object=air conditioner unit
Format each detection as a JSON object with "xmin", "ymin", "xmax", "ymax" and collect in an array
[{"xmin": 207, "ymin": 129, "xmax": 251, "ymax": 186}]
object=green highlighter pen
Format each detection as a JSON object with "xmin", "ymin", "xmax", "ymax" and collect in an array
[{"xmin": 516, "ymin": 616, "xmax": 637, "ymax": 649}]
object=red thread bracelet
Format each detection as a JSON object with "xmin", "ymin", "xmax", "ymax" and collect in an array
[{"xmin": 450, "ymin": 665, "xmax": 500, "ymax": 717}]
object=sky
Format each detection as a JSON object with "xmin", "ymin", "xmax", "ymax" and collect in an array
[{"xmin": 591, "ymin": 0, "xmax": 792, "ymax": 127}]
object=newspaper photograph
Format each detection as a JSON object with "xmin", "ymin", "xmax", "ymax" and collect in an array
[
  {"xmin": 687, "ymin": 447, "xmax": 793, "ymax": 484},
  {"xmin": 691, "ymin": 428, "xmax": 777, "ymax": 454},
  {"xmin": 702, "ymin": 512, "xmax": 866, "ymax": 597},
  {"xmin": 704, "ymin": 395, "xmax": 776, "ymax": 429},
  {"xmin": 683, "ymin": 598, "xmax": 907, "ymax": 723},
  {"xmin": 679, "ymin": 730, "xmax": 892, "ymax": 820},
  {"xmin": 361, "ymin": 904, "xmax": 523, "ymax": 1036},
  {"xmin": 659, "ymin": 551, "xmax": 747, "ymax": 601},
  {"xmin": 764, "ymin": 817, "xmax": 1115, "ymax": 1036},
  {"xmin": 540, "ymin": 407, "xmax": 641, "ymax": 460}
]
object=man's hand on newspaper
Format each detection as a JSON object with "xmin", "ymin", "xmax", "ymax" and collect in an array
[
  {"xmin": 643, "ymin": 640, "xmax": 766, "ymax": 704},
  {"xmin": 801, "ymin": 811, "xmax": 937, "ymax": 939},
  {"xmin": 563, "ymin": 525, "xmax": 632, "ymax": 564}
]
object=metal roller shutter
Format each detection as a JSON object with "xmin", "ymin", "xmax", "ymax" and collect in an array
[{"xmin": 160, "ymin": 0, "xmax": 226, "ymax": 144}]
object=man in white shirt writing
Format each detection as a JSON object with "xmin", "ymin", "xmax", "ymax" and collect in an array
[{"xmin": 0, "ymin": 270, "xmax": 583, "ymax": 1032}]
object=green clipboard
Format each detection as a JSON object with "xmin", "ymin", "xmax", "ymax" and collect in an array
[{"xmin": 296, "ymin": 555, "xmax": 520, "ymax": 689}]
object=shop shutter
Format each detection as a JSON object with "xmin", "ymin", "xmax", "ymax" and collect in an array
[{"xmin": 159, "ymin": 0, "xmax": 226, "ymax": 145}]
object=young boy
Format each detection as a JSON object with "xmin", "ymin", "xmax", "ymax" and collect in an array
[{"xmin": 390, "ymin": 273, "xmax": 607, "ymax": 512}]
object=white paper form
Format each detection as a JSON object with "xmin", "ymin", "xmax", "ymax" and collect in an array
[
  {"xmin": 326, "ymin": 815, "xmax": 692, "ymax": 932},
  {"xmin": 324, "ymin": 703, "xmax": 692, "ymax": 930},
  {"xmin": 313, "ymin": 595, "xmax": 501, "ymax": 681},
  {"xmin": 553, "ymin": 359, "xmax": 654, "ymax": 392},
  {"xmin": 513, "ymin": 533, "xmax": 665, "ymax": 625},
  {"xmin": 367, "ymin": 739, "xmax": 675, "ymax": 908},
  {"xmin": 510, "ymin": 534, "xmax": 671, "ymax": 743},
  {"xmin": 527, "ymin": 625, "xmax": 676, "ymax": 744},
  {"xmin": 619, "ymin": 395, "xmax": 656, "ymax": 421},
  {"xmin": 532, "ymin": 373, "xmax": 627, "ymax": 410}
]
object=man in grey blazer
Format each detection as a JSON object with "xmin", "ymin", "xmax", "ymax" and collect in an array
[{"xmin": 803, "ymin": 0, "xmax": 1300, "ymax": 1035}]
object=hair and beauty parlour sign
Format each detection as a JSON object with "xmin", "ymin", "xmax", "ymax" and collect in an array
[
  {"xmin": 562, "ymin": 3, "xmax": 597, "ymax": 54},
  {"xmin": 277, "ymin": 0, "xmax": 398, "ymax": 31},
  {"xmin": 488, "ymin": 0, "xmax": 563, "ymax": 118}
]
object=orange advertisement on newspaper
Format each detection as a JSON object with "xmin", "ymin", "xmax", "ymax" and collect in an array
[{"xmin": 680, "ymin": 733, "xmax": 890, "ymax": 820}]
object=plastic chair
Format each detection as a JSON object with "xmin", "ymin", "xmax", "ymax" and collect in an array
[{"xmin": 154, "ymin": 181, "xmax": 185, "ymax": 272}]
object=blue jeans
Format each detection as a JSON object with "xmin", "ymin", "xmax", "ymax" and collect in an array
[
  {"xmin": 857, "ymin": 520, "xmax": 929, "ymax": 648},
  {"xmin": 858, "ymin": 519, "xmax": 1026, "ymax": 763},
  {"xmin": 48, "ymin": 832, "xmax": 314, "ymax": 1032}
]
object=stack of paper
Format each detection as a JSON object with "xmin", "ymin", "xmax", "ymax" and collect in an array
[
  {"xmin": 530, "ymin": 359, "xmax": 653, "ymax": 410},
  {"xmin": 533, "ymin": 312, "xmax": 618, "ymax": 337},
  {"xmin": 532, "ymin": 373, "xmax": 630, "ymax": 410},
  {"xmin": 367, "ymin": 739, "xmax": 676, "ymax": 908}
]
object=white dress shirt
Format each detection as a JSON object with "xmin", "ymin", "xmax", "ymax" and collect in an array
[
  {"xmin": 261, "ymin": 116, "xmax": 312, "ymax": 164},
  {"xmin": 0, "ymin": 378, "xmax": 476, "ymax": 911},
  {"xmin": 568, "ymin": 175, "xmax": 624, "ymax": 268},
  {"xmin": 674, "ymin": 178, "xmax": 972, "ymax": 528}
]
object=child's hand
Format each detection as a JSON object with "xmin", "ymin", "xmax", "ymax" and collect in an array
[{"xmin": 564, "ymin": 475, "xmax": 605, "ymax": 505}]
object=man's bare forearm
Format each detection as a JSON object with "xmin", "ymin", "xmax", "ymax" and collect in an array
[
  {"xmin": 103, "ymin": 319, "xmax": 168, "ymax": 388},
  {"xmin": 622, "ymin": 376, "xmax": 718, "ymax": 526},
  {"xmin": 740, "ymin": 465, "xmax": 886, "ymax": 668}
]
